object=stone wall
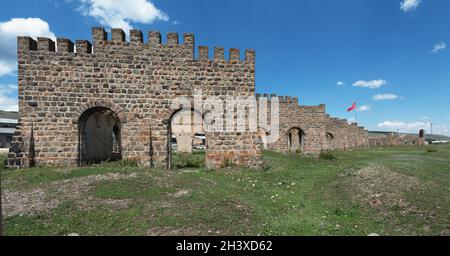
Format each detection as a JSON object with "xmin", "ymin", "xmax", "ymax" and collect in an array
[
  {"xmin": 6, "ymin": 26, "xmax": 375, "ymax": 170},
  {"xmin": 255, "ymin": 95, "xmax": 370, "ymax": 154},
  {"xmin": 323, "ymin": 117, "xmax": 349, "ymax": 150},
  {"xmin": 171, "ymin": 109, "xmax": 204, "ymax": 153},
  {"xmin": 257, "ymin": 94, "xmax": 326, "ymax": 154},
  {"xmin": 6, "ymin": 27, "xmax": 263, "ymax": 169},
  {"xmin": 324, "ymin": 115, "xmax": 370, "ymax": 151},
  {"xmin": 369, "ymin": 133, "xmax": 419, "ymax": 146}
]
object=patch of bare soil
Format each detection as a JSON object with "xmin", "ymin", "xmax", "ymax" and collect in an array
[
  {"xmin": 344, "ymin": 164, "xmax": 423, "ymax": 213},
  {"xmin": 2, "ymin": 173, "xmax": 137, "ymax": 217},
  {"xmin": 171, "ymin": 190, "xmax": 191, "ymax": 198}
]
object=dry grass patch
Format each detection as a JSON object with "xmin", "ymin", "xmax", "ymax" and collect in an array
[
  {"xmin": 2, "ymin": 173, "xmax": 137, "ymax": 217},
  {"xmin": 342, "ymin": 164, "xmax": 423, "ymax": 212}
]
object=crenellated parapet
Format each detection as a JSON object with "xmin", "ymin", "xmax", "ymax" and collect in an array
[
  {"xmin": 323, "ymin": 114, "xmax": 370, "ymax": 150},
  {"xmin": 256, "ymin": 93, "xmax": 305, "ymax": 108},
  {"xmin": 18, "ymin": 27, "xmax": 255, "ymax": 63},
  {"xmin": 255, "ymin": 92, "xmax": 327, "ymax": 154},
  {"xmin": 10, "ymin": 27, "xmax": 262, "ymax": 170},
  {"xmin": 12, "ymin": 26, "xmax": 371, "ymax": 169},
  {"xmin": 256, "ymin": 93, "xmax": 326, "ymax": 117}
]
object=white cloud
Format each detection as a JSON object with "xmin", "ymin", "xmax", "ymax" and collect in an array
[
  {"xmin": 373, "ymin": 93, "xmax": 400, "ymax": 101},
  {"xmin": 78, "ymin": 0, "xmax": 169, "ymax": 32},
  {"xmin": 420, "ymin": 116, "xmax": 431, "ymax": 120},
  {"xmin": 0, "ymin": 60, "xmax": 16, "ymax": 77},
  {"xmin": 353, "ymin": 79, "xmax": 387, "ymax": 89},
  {"xmin": 431, "ymin": 42, "xmax": 446, "ymax": 53},
  {"xmin": 0, "ymin": 18, "xmax": 55, "ymax": 77},
  {"xmin": 0, "ymin": 84, "xmax": 18, "ymax": 111},
  {"xmin": 378, "ymin": 120, "xmax": 450, "ymax": 136},
  {"xmin": 378, "ymin": 121, "xmax": 428, "ymax": 132},
  {"xmin": 400, "ymin": 0, "xmax": 421, "ymax": 12},
  {"xmin": 358, "ymin": 105, "xmax": 372, "ymax": 112},
  {"xmin": 434, "ymin": 125, "xmax": 450, "ymax": 136},
  {"xmin": 337, "ymin": 81, "xmax": 345, "ymax": 86}
]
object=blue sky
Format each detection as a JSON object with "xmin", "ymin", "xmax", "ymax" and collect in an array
[{"xmin": 0, "ymin": 0, "xmax": 449, "ymax": 135}]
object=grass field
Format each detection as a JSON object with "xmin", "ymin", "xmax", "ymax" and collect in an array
[{"xmin": 1, "ymin": 144, "xmax": 449, "ymax": 236}]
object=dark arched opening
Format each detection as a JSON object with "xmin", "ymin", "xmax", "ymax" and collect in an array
[
  {"xmin": 78, "ymin": 107, "xmax": 122, "ymax": 165},
  {"xmin": 287, "ymin": 127, "xmax": 305, "ymax": 153},
  {"xmin": 326, "ymin": 132, "xmax": 335, "ymax": 151}
]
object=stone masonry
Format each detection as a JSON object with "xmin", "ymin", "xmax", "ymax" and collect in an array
[
  {"xmin": 256, "ymin": 94, "xmax": 369, "ymax": 154},
  {"xmin": 6, "ymin": 27, "xmax": 371, "ymax": 170},
  {"xmin": 368, "ymin": 133, "xmax": 420, "ymax": 146},
  {"xmin": 324, "ymin": 115, "xmax": 370, "ymax": 151},
  {"xmin": 6, "ymin": 27, "xmax": 262, "ymax": 169}
]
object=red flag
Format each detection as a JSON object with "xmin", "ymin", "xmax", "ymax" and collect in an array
[{"xmin": 348, "ymin": 102, "xmax": 357, "ymax": 112}]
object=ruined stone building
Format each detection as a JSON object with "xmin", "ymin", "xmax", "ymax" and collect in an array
[
  {"xmin": 256, "ymin": 94, "xmax": 369, "ymax": 154},
  {"xmin": 324, "ymin": 115, "xmax": 370, "ymax": 151},
  {"xmin": 6, "ymin": 27, "xmax": 369, "ymax": 169},
  {"xmin": 256, "ymin": 94, "xmax": 326, "ymax": 153},
  {"xmin": 6, "ymin": 27, "xmax": 262, "ymax": 169},
  {"xmin": 368, "ymin": 132, "xmax": 420, "ymax": 146}
]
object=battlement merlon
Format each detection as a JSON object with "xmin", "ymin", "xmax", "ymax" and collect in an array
[
  {"xmin": 17, "ymin": 36, "xmax": 37, "ymax": 51},
  {"xmin": 57, "ymin": 38, "xmax": 74, "ymax": 53},
  {"xmin": 37, "ymin": 37, "xmax": 55, "ymax": 52},
  {"xmin": 76, "ymin": 40, "xmax": 92, "ymax": 54}
]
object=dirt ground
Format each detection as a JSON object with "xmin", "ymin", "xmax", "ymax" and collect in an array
[{"xmin": 2, "ymin": 173, "xmax": 137, "ymax": 217}]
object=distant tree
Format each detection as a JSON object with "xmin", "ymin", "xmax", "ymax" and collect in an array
[{"xmin": 419, "ymin": 129, "xmax": 425, "ymax": 138}]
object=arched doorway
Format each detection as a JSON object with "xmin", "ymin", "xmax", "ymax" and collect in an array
[
  {"xmin": 326, "ymin": 132, "xmax": 335, "ymax": 151},
  {"xmin": 287, "ymin": 128, "xmax": 305, "ymax": 153},
  {"xmin": 78, "ymin": 107, "xmax": 121, "ymax": 165},
  {"xmin": 167, "ymin": 108, "xmax": 206, "ymax": 169}
]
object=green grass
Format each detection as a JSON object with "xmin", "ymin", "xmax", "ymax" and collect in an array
[
  {"xmin": 1, "ymin": 144, "xmax": 450, "ymax": 236},
  {"xmin": 319, "ymin": 152, "xmax": 337, "ymax": 161},
  {"xmin": 171, "ymin": 151, "xmax": 205, "ymax": 169},
  {"xmin": 0, "ymin": 159, "xmax": 139, "ymax": 191}
]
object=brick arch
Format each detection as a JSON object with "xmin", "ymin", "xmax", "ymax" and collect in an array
[
  {"xmin": 165, "ymin": 107, "xmax": 210, "ymax": 170},
  {"xmin": 160, "ymin": 107, "xmax": 213, "ymax": 126},
  {"xmin": 325, "ymin": 132, "xmax": 335, "ymax": 151},
  {"xmin": 258, "ymin": 126, "xmax": 272, "ymax": 134},
  {"xmin": 72, "ymin": 100, "xmax": 127, "ymax": 124},
  {"xmin": 285, "ymin": 126, "xmax": 306, "ymax": 153},
  {"xmin": 163, "ymin": 95, "xmax": 229, "ymax": 122}
]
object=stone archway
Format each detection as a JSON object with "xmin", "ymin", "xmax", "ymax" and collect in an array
[
  {"xmin": 167, "ymin": 108, "xmax": 206, "ymax": 169},
  {"xmin": 287, "ymin": 127, "xmax": 305, "ymax": 153},
  {"xmin": 326, "ymin": 132, "xmax": 335, "ymax": 151},
  {"xmin": 78, "ymin": 107, "xmax": 122, "ymax": 165}
]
